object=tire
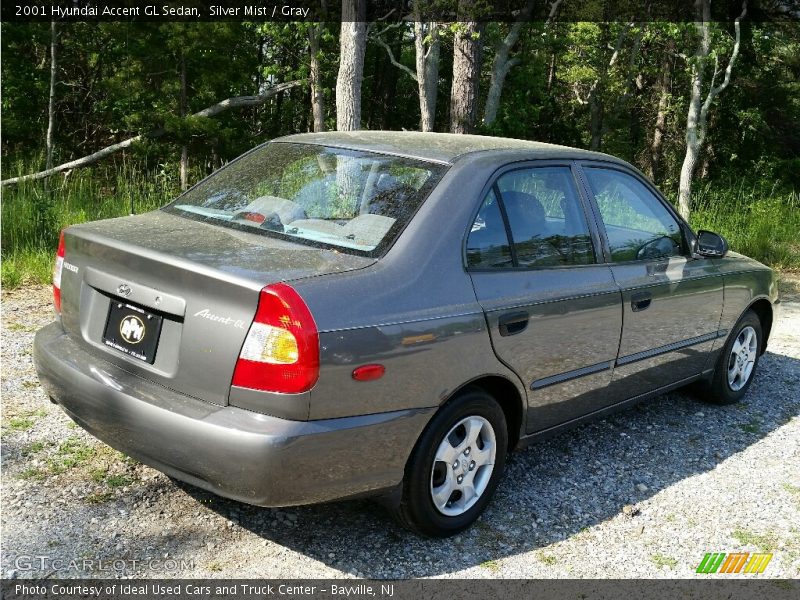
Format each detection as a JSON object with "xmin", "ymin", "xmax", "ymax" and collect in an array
[
  {"xmin": 392, "ymin": 387, "xmax": 508, "ymax": 537},
  {"xmin": 705, "ymin": 310, "xmax": 762, "ymax": 405}
]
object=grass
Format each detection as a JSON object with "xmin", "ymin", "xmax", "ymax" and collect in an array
[
  {"xmin": 782, "ymin": 483, "xmax": 800, "ymax": 508},
  {"xmin": 739, "ymin": 418, "xmax": 763, "ymax": 434},
  {"xmin": 1, "ymin": 161, "xmax": 798, "ymax": 288},
  {"xmin": 3, "ymin": 409, "xmax": 47, "ymax": 431},
  {"xmin": 21, "ymin": 441, "xmax": 46, "ymax": 456},
  {"xmin": 480, "ymin": 559, "xmax": 501, "ymax": 573},
  {"xmin": 18, "ymin": 435, "xmax": 97, "ymax": 480},
  {"xmin": 85, "ymin": 491, "xmax": 115, "ymax": 504},
  {"xmin": 6, "ymin": 322, "xmax": 39, "ymax": 332},
  {"xmin": 732, "ymin": 528, "xmax": 780, "ymax": 552},
  {"xmin": 689, "ymin": 178, "xmax": 800, "ymax": 270},
  {"xmin": 783, "ymin": 483, "xmax": 800, "ymax": 495},
  {"xmin": 650, "ymin": 554, "xmax": 678, "ymax": 569},
  {"xmin": 537, "ymin": 553, "xmax": 558, "ymax": 566},
  {"xmin": 2, "ymin": 158, "xmax": 175, "ymax": 289}
]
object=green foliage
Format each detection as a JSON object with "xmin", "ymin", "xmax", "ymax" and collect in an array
[
  {"xmin": 1, "ymin": 18, "xmax": 798, "ymax": 288},
  {"xmin": 1, "ymin": 158, "xmax": 177, "ymax": 288},
  {"xmin": 688, "ymin": 179, "xmax": 800, "ymax": 269}
]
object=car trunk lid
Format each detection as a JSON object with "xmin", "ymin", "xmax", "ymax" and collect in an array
[{"xmin": 57, "ymin": 210, "xmax": 374, "ymax": 406}]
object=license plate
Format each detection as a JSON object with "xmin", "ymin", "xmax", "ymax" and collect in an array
[{"xmin": 103, "ymin": 301, "xmax": 163, "ymax": 364}]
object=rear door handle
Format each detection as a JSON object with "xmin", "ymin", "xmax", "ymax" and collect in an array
[
  {"xmin": 631, "ymin": 291, "xmax": 652, "ymax": 312},
  {"xmin": 498, "ymin": 311, "xmax": 529, "ymax": 336}
]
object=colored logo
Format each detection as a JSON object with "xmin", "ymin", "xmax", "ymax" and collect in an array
[{"xmin": 696, "ymin": 552, "xmax": 772, "ymax": 574}]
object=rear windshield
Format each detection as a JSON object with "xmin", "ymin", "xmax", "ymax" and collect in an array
[{"xmin": 163, "ymin": 142, "xmax": 446, "ymax": 256}]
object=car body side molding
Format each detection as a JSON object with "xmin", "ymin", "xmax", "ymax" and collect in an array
[
  {"xmin": 529, "ymin": 329, "xmax": 730, "ymax": 391},
  {"xmin": 531, "ymin": 360, "xmax": 614, "ymax": 390}
]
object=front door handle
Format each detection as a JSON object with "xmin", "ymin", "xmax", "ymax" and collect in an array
[
  {"xmin": 498, "ymin": 311, "xmax": 529, "ymax": 336},
  {"xmin": 631, "ymin": 291, "xmax": 652, "ymax": 312}
]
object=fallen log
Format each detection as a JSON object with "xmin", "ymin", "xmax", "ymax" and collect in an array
[{"xmin": 1, "ymin": 80, "xmax": 302, "ymax": 186}]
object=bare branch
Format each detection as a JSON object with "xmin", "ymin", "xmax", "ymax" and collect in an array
[
  {"xmin": 372, "ymin": 32, "xmax": 418, "ymax": 81},
  {"xmin": 372, "ymin": 22, "xmax": 403, "ymax": 40},
  {"xmin": 700, "ymin": 1, "xmax": 747, "ymax": 129},
  {"xmin": 709, "ymin": 1, "xmax": 747, "ymax": 98},
  {"xmin": 547, "ymin": 0, "xmax": 564, "ymax": 20}
]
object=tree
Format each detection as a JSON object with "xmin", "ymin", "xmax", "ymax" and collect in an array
[
  {"xmin": 415, "ymin": 21, "xmax": 441, "ymax": 132},
  {"xmin": 647, "ymin": 37, "xmax": 676, "ymax": 181},
  {"xmin": 45, "ymin": 20, "xmax": 58, "ymax": 175},
  {"xmin": 179, "ymin": 51, "xmax": 188, "ymax": 190},
  {"xmin": 569, "ymin": 23, "xmax": 633, "ymax": 150},
  {"xmin": 450, "ymin": 21, "xmax": 485, "ymax": 134},
  {"xmin": 308, "ymin": 21, "xmax": 326, "ymax": 132},
  {"xmin": 677, "ymin": 0, "xmax": 747, "ymax": 220},
  {"xmin": 336, "ymin": 0, "xmax": 367, "ymax": 131},
  {"xmin": 0, "ymin": 81, "xmax": 301, "ymax": 186},
  {"xmin": 483, "ymin": 0, "xmax": 563, "ymax": 127},
  {"xmin": 372, "ymin": 18, "xmax": 440, "ymax": 132}
]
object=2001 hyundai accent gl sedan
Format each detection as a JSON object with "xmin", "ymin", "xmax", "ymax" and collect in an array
[{"xmin": 34, "ymin": 131, "xmax": 779, "ymax": 536}]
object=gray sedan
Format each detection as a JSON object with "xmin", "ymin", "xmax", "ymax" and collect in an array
[{"xmin": 34, "ymin": 131, "xmax": 779, "ymax": 537}]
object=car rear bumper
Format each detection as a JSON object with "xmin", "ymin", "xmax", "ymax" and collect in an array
[{"xmin": 33, "ymin": 322, "xmax": 433, "ymax": 507}]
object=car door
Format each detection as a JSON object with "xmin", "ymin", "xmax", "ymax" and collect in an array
[
  {"xmin": 466, "ymin": 163, "xmax": 623, "ymax": 433},
  {"xmin": 578, "ymin": 164, "xmax": 724, "ymax": 398}
]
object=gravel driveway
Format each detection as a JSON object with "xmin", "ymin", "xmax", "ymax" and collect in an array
[{"xmin": 2, "ymin": 278, "xmax": 799, "ymax": 579}]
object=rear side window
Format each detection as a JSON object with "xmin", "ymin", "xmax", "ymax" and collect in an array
[
  {"xmin": 467, "ymin": 167, "xmax": 595, "ymax": 269},
  {"xmin": 163, "ymin": 142, "xmax": 446, "ymax": 256},
  {"xmin": 466, "ymin": 189, "xmax": 513, "ymax": 269},
  {"xmin": 584, "ymin": 168, "xmax": 685, "ymax": 262}
]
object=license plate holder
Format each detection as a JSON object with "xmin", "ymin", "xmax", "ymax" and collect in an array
[{"xmin": 102, "ymin": 301, "xmax": 163, "ymax": 364}]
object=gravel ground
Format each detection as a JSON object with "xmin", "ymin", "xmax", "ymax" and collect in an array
[{"xmin": 2, "ymin": 278, "xmax": 799, "ymax": 579}]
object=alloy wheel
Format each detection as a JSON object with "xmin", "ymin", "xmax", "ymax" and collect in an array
[
  {"xmin": 429, "ymin": 416, "xmax": 496, "ymax": 517},
  {"xmin": 727, "ymin": 325, "xmax": 758, "ymax": 392}
]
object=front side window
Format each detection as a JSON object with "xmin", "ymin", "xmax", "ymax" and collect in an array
[
  {"xmin": 163, "ymin": 142, "xmax": 445, "ymax": 255},
  {"xmin": 584, "ymin": 167, "xmax": 685, "ymax": 262}
]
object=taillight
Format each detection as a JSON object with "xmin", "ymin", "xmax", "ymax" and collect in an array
[
  {"xmin": 53, "ymin": 230, "xmax": 66, "ymax": 313},
  {"xmin": 232, "ymin": 283, "xmax": 319, "ymax": 394}
]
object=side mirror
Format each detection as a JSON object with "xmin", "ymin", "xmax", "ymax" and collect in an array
[{"xmin": 695, "ymin": 230, "xmax": 728, "ymax": 258}]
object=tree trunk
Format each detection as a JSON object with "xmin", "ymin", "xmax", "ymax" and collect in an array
[
  {"xmin": 573, "ymin": 23, "xmax": 629, "ymax": 152},
  {"xmin": 179, "ymin": 53, "xmax": 189, "ymax": 191},
  {"xmin": 415, "ymin": 22, "xmax": 440, "ymax": 132},
  {"xmin": 450, "ymin": 22, "xmax": 484, "ymax": 134},
  {"xmin": 678, "ymin": 0, "xmax": 746, "ymax": 221},
  {"xmin": 483, "ymin": 48, "xmax": 517, "ymax": 127},
  {"xmin": 45, "ymin": 20, "xmax": 58, "ymax": 177},
  {"xmin": 382, "ymin": 30, "xmax": 403, "ymax": 129},
  {"xmin": 648, "ymin": 41, "xmax": 674, "ymax": 181},
  {"xmin": 336, "ymin": 0, "xmax": 367, "ymax": 131},
  {"xmin": 309, "ymin": 23, "xmax": 326, "ymax": 132},
  {"xmin": 483, "ymin": 0, "xmax": 542, "ymax": 126},
  {"xmin": 678, "ymin": 2, "xmax": 709, "ymax": 220},
  {"xmin": 589, "ymin": 94, "xmax": 603, "ymax": 150}
]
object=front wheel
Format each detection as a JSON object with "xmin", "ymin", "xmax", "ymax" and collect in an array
[
  {"xmin": 392, "ymin": 388, "xmax": 508, "ymax": 537},
  {"xmin": 705, "ymin": 310, "xmax": 762, "ymax": 405}
]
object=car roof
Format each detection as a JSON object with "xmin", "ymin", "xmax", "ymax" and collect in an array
[{"xmin": 273, "ymin": 131, "xmax": 619, "ymax": 166}]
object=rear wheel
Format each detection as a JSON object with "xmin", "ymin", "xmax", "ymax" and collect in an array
[
  {"xmin": 392, "ymin": 388, "xmax": 508, "ymax": 537},
  {"xmin": 705, "ymin": 310, "xmax": 762, "ymax": 405}
]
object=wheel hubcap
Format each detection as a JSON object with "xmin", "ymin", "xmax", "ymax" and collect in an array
[
  {"xmin": 727, "ymin": 325, "xmax": 757, "ymax": 392},
  {"xmin": 430, "ymin": 416, "xmax": 496, "ymax": 517}
]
